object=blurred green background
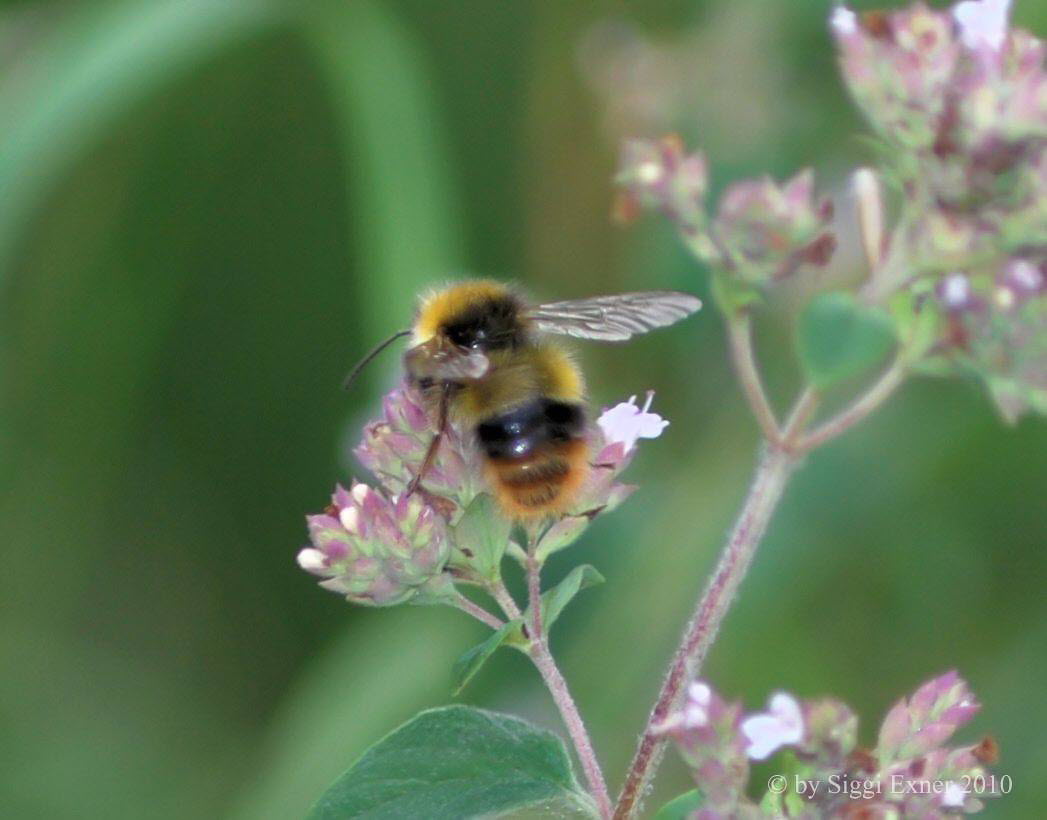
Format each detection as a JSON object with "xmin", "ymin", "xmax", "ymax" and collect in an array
[{"xmin": 2, "ymin": 1, "xmax": 1045, "ymax": 818}]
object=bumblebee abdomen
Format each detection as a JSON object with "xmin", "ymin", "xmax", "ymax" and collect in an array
[{"xmin": 478, "ymin": 398, "xmax": 589, "ymax": 518}]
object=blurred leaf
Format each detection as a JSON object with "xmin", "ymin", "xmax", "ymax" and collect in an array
[
  {"xmin": 300, "ymin": 0, "xmax": 464, "ymax": 350},
  {"xmin": 797, "ymin": 291, "xmax": 896, "ymax": 388},
  {"xmin": 452, "ymin": 617, "xmax": 522, "ymax": 695},
  {"xmin": 535, "ymin": 515, "xmax": 590, "ymax": 562},
  {"xmin": 654, "ymin": 789, "xmax": 704, "ymax": 819},
  {"xmin": 889, "ymin": 289, "xmax": 940, "ymax": 363},
  {"xmin": 307, "ymin": 705, "xmax": 594, "ymax": 819},
  {"xmin": 450, "ymin": 493, "xmax": 511, "ymax": 581},
  {"xmin": 710, "ymin": 269, "xmax": 761, "ymax": 315},
  {"xmin": 0, "ymin": 0, "xmax": 288, "ymax": 275}
]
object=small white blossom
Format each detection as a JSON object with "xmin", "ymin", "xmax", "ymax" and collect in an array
[
  {"xmin": 597, "ymin": 391, "xmax": 669, "ymax": 453},
  {"xmin": 942, "ymin": 780, "xmax": 968, "ymax": 808},
  {"xmin": 940, "ymin": 272, "xmax": 973, "ymax": 309},
  {"xmin": 953, "ymin": 0, "xmax": 1012, "ymax": 52},
  {"xmin": 296, "ymin": 548, "xmax": 327, "ymax": 572},
  {"xmin": 830, "ymin": 5, "xmax": 858, "ymax": 36},
  {"xmin": 683, "ymin": 682, "xmax": 712, "ymax": 728},
  {"xmin": 740, "ymin": 692, "xmax": 804, "ymax": 761},
  {"xmin": 636, "ymin": 161, "xmax": 665, "ymax": 185}
]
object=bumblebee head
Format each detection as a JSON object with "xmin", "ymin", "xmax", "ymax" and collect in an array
[{"xmin": 412, "ymin": 280, "xmax": 529, "ymax": 352}]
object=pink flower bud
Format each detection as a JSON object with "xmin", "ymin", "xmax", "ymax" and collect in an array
[
  {"xmin": 712, "ymin": 169, "xmax": 835, "ymax": 284},
  {"xmin": 615, "ymin": 136, "xmax": 708, "ymax": 234}
]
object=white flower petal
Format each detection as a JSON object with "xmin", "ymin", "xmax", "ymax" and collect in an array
[
  {"xmin": 830, "ymin": 5, "xmax": 858, "ymax": 36},
  {"xmin": 767, "ymin": 693, "xmax": 804, "ymax": 742},
  {"xmin": 683, "ymin": 703, "xmax": 709, "ymax": 728},
  {"xmin": 339, "ymin": 505, "xmax": 360, "ymax": 534},
  {"xmin": 953, "ymin": 0, "xmax": 1012, "ymax": 52},
  {"xmin": 296, "ymin": 548, "xmax": 327, "ymax": 573},
  {"xmin": 941, "ymin": 273, "xmax": 971, "ymax": 308},
  {"xmin": 942, "ymin": 780, "xmax": 967, "ymax": 808},
  {"xmin": 688, "ymin": 682, "xmax": 712, "ymax": 707},
  {"xmin": 741, "ymin": 692, "xmax": 804, "ymax": 760},
  {"xmin": 597, "ymin": 392, "xmax": 669, "ymax": 453},
  {"xmin": 740, "ymin": 714, "xmax": 787, "ymax": 761}
]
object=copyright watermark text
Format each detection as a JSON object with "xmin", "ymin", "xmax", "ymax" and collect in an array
[{"xmin": 766, "ymin": 773, "xmax": 1012, "ymax": 800}]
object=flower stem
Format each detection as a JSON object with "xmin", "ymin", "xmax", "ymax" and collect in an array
[
  {"xmin": 727, "ymin": 313, "xmax": 782, "ymax": 445},
  {"xmin": 526, "ymin": 551, "xmax": 545, "ymax": 640},
  {"xmin": 489, "ymin": 578, "xmax": 522, "ymax": 620},
  {"xmin": 451, "ymin": 591, "xmax": 505, "ymax": 631},
  {"xmin": 613, "ymin": 443, "xmax": 798, "ymax": 819},
  {"xmin": 509, "ymin": 544, "xmax": 613, "ymax": 819},
  {"xmin": 529, "ymin": 636, "xmax": 613, "ymax": 818},
  {"xmin": 795, "ymin": 359, "xmax": 906, "ymax": 453}
]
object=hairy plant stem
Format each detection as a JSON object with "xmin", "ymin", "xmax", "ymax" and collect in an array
[
  {"xmin": 451, "ymin": 591, "xmax": 505, "ymax": 631},
  {"xmin": 727, "ymin": 313, "xmax": 782, "ymax": 444},
  {"xmin": 490, "ymin": 572, "xmax": 613, "ymax": 819},
  {"xmin": 796, "ymin": 358, "xmax": 906, "ymax": 454},
  {"xmin": 529, "ymin": 633, "xmax": 613, "ymax": 818},
  {"xmin": 613, "ymin": 440, "xmax": 799, "ymax": 819}
]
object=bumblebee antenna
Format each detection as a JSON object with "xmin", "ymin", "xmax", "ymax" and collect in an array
[{"xmin": 341, "ymin": 329, "xmax": 412, "ymax": 391}]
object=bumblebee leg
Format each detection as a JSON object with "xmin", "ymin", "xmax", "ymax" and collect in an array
[{"xmin": 405, "ymin": 384, "xmax": 450, "ymax": 497}]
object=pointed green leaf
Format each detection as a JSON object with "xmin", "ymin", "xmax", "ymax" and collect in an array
[
  {"xmin": 451, "ymin": 618, "xmax": 522, "ymax": 695},
  {"xmin": 543, "ymin": 565, "xmax": 604, "ymax": 629},
  {"xmin": 535, "ymin": 516, "xmax": 590, "ymax": 562},
  {"xmin": 654, "ymin": 789, "xmax": 704, "ymax": 819},
  {"xmin": 450, "ymin": 494, "xmax": 511, "ymax": 581},
  {"xmin": 307, "ymin": 706, "xmax": 595, "ymax": 819},
  {"xmin": 797, "ymin": 291, "xmax": 897, "ymax": 388},
  {"xmin": 519, "ymin": 565, "xmax": 605, "ymax": 638}
]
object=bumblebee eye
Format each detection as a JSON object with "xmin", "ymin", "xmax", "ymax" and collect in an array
[{"xmin": 446, "ymin": 324, "xmax": 484, "ymax": 349}]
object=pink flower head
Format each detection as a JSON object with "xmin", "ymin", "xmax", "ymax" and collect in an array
[
  {"xmin": 615, "ymin": 136, "xmax": 708, "ymax": 234},
  {"xmin": 298, "ymin": 481, "xmax": 452, "ymax": 606},
  {"xmin": 953, "ymin": 0, "xmax": 1012, "ymax": 53},
  {"xmin": 711, "ymin": 168, "xmax": 835, "ymax": 283},
  {"xmin": 596, "ymin": 391, "xmax": 669, "ymax": 454},
  {"xmin": 740, "ymin": 692, "xmax": 804, "ymax": 761}
]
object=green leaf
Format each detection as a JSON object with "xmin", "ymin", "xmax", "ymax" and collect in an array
[
  {"xmin": 710, "ymin": 269, "xmax": 762, "ymax": 316},
  {"xmin": 654, "ymin": 789, "xmax": 704, "ymax": 819},
  {"xmin": 523, "ymin": 565, "xmax": 605, "ymax": 637},
  {"xmin": 797, "ymin": 291, "xmax": 897, "ymax": 388},
  {"xmin": 888, "ymin": 289, "xmax": 940, "ymax": 363},
  {"xmin": 535, "ymin": 516, "xmax": 590, "ymax": 562},
  {"xmin": 450, "ymin": 494, "xmax": 512, "ymax": 581},
  {"xmin": 307, "ymin": 706, "xmax": 595, "ymax": 819},
  {"xmin": 451, "ymin": 618, "xmax": 522, "ymax": 695}
]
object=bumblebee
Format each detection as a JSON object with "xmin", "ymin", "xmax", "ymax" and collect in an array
[{"xmin": 347, "ymin": 280, "xmax": 701, "ymax": 518}]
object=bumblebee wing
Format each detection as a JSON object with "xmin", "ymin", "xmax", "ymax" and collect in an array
[{"xmin": 527, "ymin": 291, "xmax": 701, "ymax": 341}]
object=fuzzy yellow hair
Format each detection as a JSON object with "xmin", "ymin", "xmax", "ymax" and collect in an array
[{"xmin": 411, "ymin": 280, "xmax": 514, "ymax": 345}]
